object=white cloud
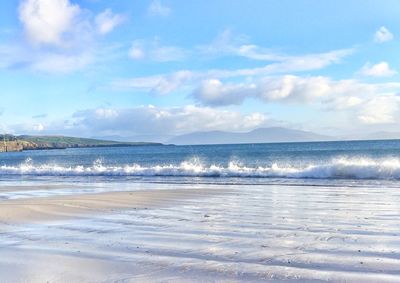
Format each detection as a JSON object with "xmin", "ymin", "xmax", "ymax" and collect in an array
[
  {"xmin": 359, "ymin": 62, "xmax": 397, "ymax": 77},
  {"xmin": 18, "ymin": 0, "xmax": 124, "ymax": 44},
  {"xmin": 11, "ymin": 0, "xmax": 124, "ymax": 74},
  {"xmin": 148, "ymin": 0, "xmax": 171, "ymax": 17},
  {"xmin": 374, "ymin": 26, "xmax": 394, "ymax": 43},
  {"xmin": 193, "ymin": 76, "xmax": 380, "ymax": 106},
  {"xmin": 191, "ymin": 76, "xmax": 400, "ymax": 128},
  {"xmin": 258, "ymin": 76, "xmax": 332, "ymax": 102},
  {"xmin": 358, "ymin": 95, "xmax": 400, "ymax": 124},
  {"xmin": 19, "ymin": 0, "xmax": 81, "ymax": 46},
  {"xmin": 323, "ymin": 96, "xmax": 363, "ymax": 110},
  {"xmin": 95, "ymin": 9, "xmax": 125, "ymax": 35},
  {"xmin": 128, "ymin": 39, "xmax": 187, "ymax": 62},
  {"xmin": 72, "ymin": 105, "xmax": 268, "ymax": 136},
  {"xmin": 193, "ymin": 79, "xmax": 251, "ymax": 106},
  {"xmin": 320, "ymin": 84, "xmax": 400, "ymax": 126}
]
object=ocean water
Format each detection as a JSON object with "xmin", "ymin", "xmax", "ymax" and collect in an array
[{"xmin": 1, "ymin": 139, "xmax": 400, "ymax": 186}]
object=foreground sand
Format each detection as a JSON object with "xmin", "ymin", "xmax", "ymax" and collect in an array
[
  {"xmin": 0, "ymin": 187, "xmax": 225, "ymax": 224},
  {"xmin": 1, "ymin": 182, "xmax": 400, "ymax": 282}
]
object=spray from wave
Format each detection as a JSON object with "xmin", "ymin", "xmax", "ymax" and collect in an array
[{"xmin": 1, "ymin": 157, "xmax": 400, "ymax": 180}]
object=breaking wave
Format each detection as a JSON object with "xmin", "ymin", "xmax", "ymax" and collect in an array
[{"xmin": 2, "ymin": 157, "xmax": 400, "ymax": 180}]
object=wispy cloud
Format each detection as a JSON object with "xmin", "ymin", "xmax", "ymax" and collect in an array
[
  {"xmin": 148, "ymin": 0, "xmax": 171, "ymax": 17},
  {"xmin": 0, "ymin": 41, "xmax": 127, "ymax": 74},
  {"xmin": 374, "ymin": 26, "xmax": 394, "ymax": 43},
  {"xmin": 95, "ymin": 9, "xmax": 125, "ymax": 35},
  {"xmin": 199, "ymin": 29, "xmax": 352, "ymax": 64},
  {"xmin": 118, "ymin": 29, "xmax": 352, "ymax": 90},
  {"xmin": 113, "ymin": 47, "xmax": 353, "ymax": 94},
  {"xmin": 112, "ymin": 71, "xmax": 193, "ymax": 95},
  {"xmin": 128, "ymin": 39, "xmax": 188, "ymax": 62}
]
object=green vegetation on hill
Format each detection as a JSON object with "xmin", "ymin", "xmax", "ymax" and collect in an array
[
  {"xmin": 0, "ymin": 134, "xmax": 18, "ymax": 142},
  {"xmin": 0, "ymin": 134, "xmax": 162, "ymax": 152}
]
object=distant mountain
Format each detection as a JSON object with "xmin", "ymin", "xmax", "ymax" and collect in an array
[
  {"xmin": 93, "ymin": 134, "xmax": 174, "ymax": 143},
  {"xmin": 168, "ymin": 127, "xmax": 332, "ymax": 145}
]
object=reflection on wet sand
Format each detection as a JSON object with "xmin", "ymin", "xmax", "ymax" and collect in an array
[{"xmin": 1, "ymin": 183, "xmax": 400, "ymax": 282}]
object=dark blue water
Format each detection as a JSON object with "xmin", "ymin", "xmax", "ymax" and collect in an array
[{"xmin": 1, "ymin": 140, "xmax": 400, "ymax": 185}]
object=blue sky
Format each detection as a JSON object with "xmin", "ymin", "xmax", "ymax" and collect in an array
[{"xmin": 0, "ymin": 0, "xmax": 399, "ymax": 141}]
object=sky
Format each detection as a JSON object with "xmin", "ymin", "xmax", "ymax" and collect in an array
[{"xmin": 0, "ymin": 0, "xmax": 399, "ymax": 141}]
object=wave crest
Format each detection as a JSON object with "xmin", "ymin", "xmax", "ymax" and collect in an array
[{"xmin": 1, "ymin": 157, "xmax": 400, "ymax": 180}]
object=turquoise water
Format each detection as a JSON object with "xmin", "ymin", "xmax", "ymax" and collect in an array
[{"xmin": 1, "ymin": 139, "xmax": 400, "ymax": 185}]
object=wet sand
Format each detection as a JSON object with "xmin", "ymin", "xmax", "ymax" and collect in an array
[
  {"xmin": 0, "ymin": 187, "xmax": 225, "ymax": 224},
  {"xmin": 1, "ymin": 183, "xmax": 400, "ymax": 282}
]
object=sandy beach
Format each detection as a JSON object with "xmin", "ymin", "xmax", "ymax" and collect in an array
[
  {"xmin": 0, "ymin": 186, "xmax": 225, "ymax": 224},
  {"xmin": 1, "ymin": 182, "xmax": 400, "ymax": 282}
]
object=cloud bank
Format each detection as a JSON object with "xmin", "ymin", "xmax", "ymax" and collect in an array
[{"xmin": 71, "ymin": 105, "xmax": 268, "ymax": 137}]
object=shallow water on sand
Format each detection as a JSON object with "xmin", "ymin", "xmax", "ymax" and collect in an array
[{"xmin": 1, "ymin": 182, "xmax": 400, "ymax": 282}]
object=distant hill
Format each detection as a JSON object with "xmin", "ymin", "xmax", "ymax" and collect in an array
[
  {"xmin": 0, "ymin": 134, "xmax": 161, "ymax": 152},
  {"xmin": 93, "ymin": 134, "xmax": 174, "ymax": 143},
  {"xmin": 168, "ymin": 127, "xmax": 331, "ymax": 145}
]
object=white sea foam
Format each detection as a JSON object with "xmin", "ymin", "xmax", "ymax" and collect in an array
[{"xmin": 1, "ymin": 157, "xmax": 400, "ymax": 180}]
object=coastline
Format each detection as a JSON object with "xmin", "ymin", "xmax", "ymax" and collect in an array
[{"xmin": 0, "ymin": 134, "xmax": 163, "ymax": 153}]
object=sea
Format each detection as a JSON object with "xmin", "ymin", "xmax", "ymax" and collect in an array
[
  {"xmin": 1, "ymin": 139, "xmax": 400, "ymax": 186},
  {"xmin": 1, "ymin": 140, "xmax": 400, "ymax": 282}
]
